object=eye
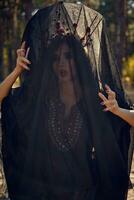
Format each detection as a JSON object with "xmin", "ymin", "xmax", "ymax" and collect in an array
[
  {"xmin": 65, "ymin": 52, "xmax": 73, "ymax": 60},
  {"xmin": 53, "ymin": 54, "xmax": 59, "ymax": 61}
]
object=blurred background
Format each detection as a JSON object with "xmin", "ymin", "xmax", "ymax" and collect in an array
[{"xmin": 0, "ymin": 0, "xmax": 134, "ymax": 199}]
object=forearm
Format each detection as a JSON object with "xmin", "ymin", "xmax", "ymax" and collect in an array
[
  {"xmin": 0, "ymin": 67, "xmax": 22, "ymax": 102},
  {"xmin": 115, "ymin": 108, "xmax": 134, "ymax": 126}
]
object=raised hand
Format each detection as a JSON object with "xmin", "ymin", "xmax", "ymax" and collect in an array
[
  {"xmin": 98, "ymin": 84, "xmax": 119, "ymax": 114},
  {"xmin": 15, "ymin": 41, "xmax": 31, "ymax": 72}
]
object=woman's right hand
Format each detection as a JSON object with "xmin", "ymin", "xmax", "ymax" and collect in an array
[{"xmin": 15, "ymin": 41, "xmax": 31, "ymax": 73}]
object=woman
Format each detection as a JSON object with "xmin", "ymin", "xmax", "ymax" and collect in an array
[
  {"xmin": 99, "ymin": 84, "xmax": 134, "ymax": 126},
  {"xmin": 1, "ymin": 34, "xmax": 130, "ymax": 200},
  {"xmin": 1, "ymin": 2, "xmax": 131, "ymax": 200},
  {"xmin": 0, "ymin": 42, "xmax": 30, "ymax": 103}
]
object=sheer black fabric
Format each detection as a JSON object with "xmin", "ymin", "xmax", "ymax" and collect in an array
[{"xmin": 1, "ymin": 2, "xmax": 130, "ymax": 200}]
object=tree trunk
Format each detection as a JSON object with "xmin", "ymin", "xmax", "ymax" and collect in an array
[
  {"xmin": 0, "ymin": 18, "xmax": 4, "ymax": 81},
  {"xmin": 115, "ymin": 0, "xmax": 128, "ymax": 73},
  {"xmin": 22, "ymin": 0, "xmax": 33, "ymax": 22}
]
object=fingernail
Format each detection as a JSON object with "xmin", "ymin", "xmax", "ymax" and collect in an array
[
  {"xmin": 104, "ymin": 108, "xmax": 108, "ymax": 111},
  {"xmin": 103, "ymin": 109, "xmax": 107, "ymax": 112}
]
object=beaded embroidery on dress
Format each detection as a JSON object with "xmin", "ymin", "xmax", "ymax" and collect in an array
[{"xmin": 47, "ymin": 97, "xmax": 84, "ymax": 152}]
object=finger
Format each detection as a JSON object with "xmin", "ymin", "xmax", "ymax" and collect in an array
[
  {"xmin": 98, "ymin": 92, "xmax": 107, "ymax": 102},
  {"xmin": 25, "ymin": 47, "xmax": 30, "ymax": 58},
  {"xmin": 23, "ymin": 66, "xmax": 30, "ymax": 70},
  {"xmin": 102, "ymin": 100, "xmax": 116, "ymax": 107},
  {"xmin": 18, "ymin": 41, "xmax": 26, "ymax": 57},
  {"xmin": 101, "ymin": 100, "xmax": 111, "ymax": 106},
  {"xmin": 105, "ymin": 84, "xmax": 115, "ymax": 95},
  {"xmin": 105, "ymin": 84, "xmax": 111, "ymax": 91},
  {"xmin": 19, "ymin": 62, "xmax": 30, "ymax": 70},
  {"xmin": 19, "ymin": 57, "xmax": 31, "ymax": 64},
  {"xmin": 105, "ymin": 85, "xmax": 116, "ymax": 100},
  {"xmin": 21, "ymin": 41, "xmax": 26, "ymax": 50},
  {"xmin": 104, "ymin": 105, "xmax": 116, "ymax": 112},
  {"xmin": 17, "ymin": 49, "xmax": 25, "ymax": 57},
  {"xmin": 108, "ymin": 91, "xmax": 116, "ymax": 100}
]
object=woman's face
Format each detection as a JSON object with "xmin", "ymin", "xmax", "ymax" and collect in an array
[{"xmin": 53, "ymin": 43, "xmax": 76, "ymax": 82}]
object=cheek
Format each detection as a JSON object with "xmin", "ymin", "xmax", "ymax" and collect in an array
[
  {"xmin": 53, "ymin": 63, "xmax": 58, "ymax": 72},
  {"xmin": 70, "ymin": 61, "xmax": 76, "ymax": 74}
]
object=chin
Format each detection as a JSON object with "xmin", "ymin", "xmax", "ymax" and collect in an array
[{"xmin": 59, "ymin": 77, "xmax": 71, "ymax": 82}]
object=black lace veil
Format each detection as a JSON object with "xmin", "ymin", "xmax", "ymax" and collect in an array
[{"xmin": 1, "ymin": 2, "xmax": 130, "ymax": 200}]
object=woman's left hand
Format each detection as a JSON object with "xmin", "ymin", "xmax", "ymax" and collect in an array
[{"xmin": 98, "ymin": 84, "xmax": 120, "ymax": 114}]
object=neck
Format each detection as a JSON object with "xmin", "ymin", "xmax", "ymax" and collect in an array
[{"xmin": 59, "ymin": 80, "xmax": 81, "ymax": 106}]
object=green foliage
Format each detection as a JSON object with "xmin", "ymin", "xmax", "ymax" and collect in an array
[{"xmin": 123, "ymin": 54, "xmax": 134, "ymax": 83}]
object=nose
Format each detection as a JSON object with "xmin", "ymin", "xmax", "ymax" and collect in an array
[{"xmin": 59, "ymin": 55, "xmax": 64, "ymax": 67}]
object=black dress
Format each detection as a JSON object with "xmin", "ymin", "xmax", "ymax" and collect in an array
[{"xmin": 43, "ymin": 97, "xmax": 97, "ymax": 199}]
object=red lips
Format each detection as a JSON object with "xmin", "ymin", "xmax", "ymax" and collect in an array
[{"xmin": 59, "ymin": 69, "xmax": 68, "ymax": 77}]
